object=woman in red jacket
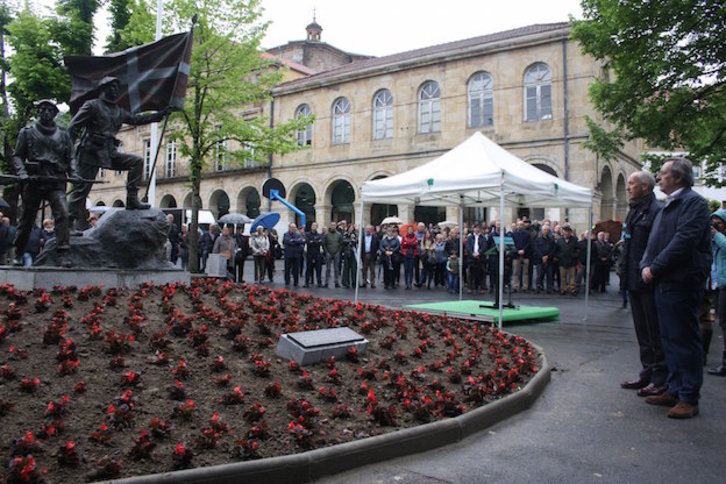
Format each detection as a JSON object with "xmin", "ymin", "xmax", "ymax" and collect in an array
[{"xmin": 401, "ymin": 225, "xmax": 420, "ymax": 289}]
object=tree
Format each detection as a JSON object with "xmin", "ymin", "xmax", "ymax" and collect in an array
[
  {"xmin": 571, "ymin": 0, "xmax": 726, "ymax": 186},
  {"xmin": 106, "ymin": 0, "xmax": 132, "ymax": 53},
  {"xmin": 0, "ymin": 1, "xmax": 13, "ymax": 169},
  {"xmin": 50, "ymin": 0, "xmax": 101, "ymax": 56},
  {"xmin": 164, "ymin": 0, "xmax": 310, "ymax": 273},
  {"xmin": 118, "ymin": 0, "xmax": 155, "ymax": 48},
  {"xmin": 6, "ymin": 7, "xmax": 69, "ymax": 122}
]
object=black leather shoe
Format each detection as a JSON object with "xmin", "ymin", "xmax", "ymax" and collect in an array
[
  {"xmin": 637, "ymin": 383, "xmax": 668, "ymax": 397},
  {"xmin": 621, "ymin": 377, "xmax": 649, "ymax": 390},
  {"xmin": 707, "ymin": 365, "xmax": 726, "ymax": 376}
]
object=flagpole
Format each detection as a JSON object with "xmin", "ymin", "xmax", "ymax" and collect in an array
[
  {"xmin": 146, "ymin": 0, "xmax": 164, "ymax": 206},
  {"xmin": 144, "ymin": 114, "xmax": 170, "ymax": 202}
]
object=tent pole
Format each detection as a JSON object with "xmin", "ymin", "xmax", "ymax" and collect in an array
[
  {"xmin": 459, "ymin": 196, "xmax": 464, "ymax": 301},
  {"xmin": 498, "ymin": 184, "xmax": 504, "ymax": 329},
  {"xmin": 584, "ymin": 206, "xmax": 593, "ymax": 321},
  {"xmin": 354, "ymin": 198, "xmax": 364, "ymax": 304}
]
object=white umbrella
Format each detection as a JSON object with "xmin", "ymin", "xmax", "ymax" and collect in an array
[
  {"xmin": 219, "ymin": 212, "xmax": 253, "ymax": 225},
  {"xmin": 437, "ymin": 220, "xmax": 459, "ymax": 228},
  {"xmin": 88, "ymin": 206, "xmax": 113, "ymax": 215},
  {"xmin": 380, "ymin": 216, "xmax": 404, "ymax": 225}
]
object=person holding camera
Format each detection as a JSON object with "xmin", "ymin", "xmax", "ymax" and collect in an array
[{"xmin": 708, "ymin": 209, "xmax": 726, "ymax": 376}]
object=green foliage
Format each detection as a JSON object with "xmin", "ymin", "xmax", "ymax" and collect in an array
[
  {"xmin": 571, "ymin": 0, "xmax": 726, "ymax": 186},
  {"xmin": 708, "ymin": 199, "xmax": 721, "ymax": 214},
  {"xmin": 106, "ymin": 0, "xmax": 132, "ymax": 53},
  {"xmin": 50, "ymin": 0, "xmax": 101, "ymax": 56},
  {"xmin": 119, "ymin": 0, "xmax": 155, "ymax": 48},
  {"xmin": 6, "ymin": 7, "xmax": 70, "ymax": 131},
  {"xmin": 583, "ymin": 116, "xmax": 623, "ymax": 163},
  {"xmin": 163, "ymin": 0, "xmax": 311, "ymax": 272}
]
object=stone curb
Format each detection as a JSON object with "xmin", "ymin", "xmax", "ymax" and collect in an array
[{"xmin": 113, "ymin": 350, "xmax": 550, "ymax": 484}]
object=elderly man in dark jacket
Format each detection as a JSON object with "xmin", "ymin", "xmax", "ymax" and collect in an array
[
  {"xmin": 555, "ymin": 226, "xmax": 579, "ymax": 295},
  {"xmin": 304, "ymin": 222, "xmax": 324, "ymax": 288},
  {"xmin": 534, "ymin": 225, "xmax": 556, "ymax": 293},
  {"xmin": 283, "ymin": 222, "xmax": 305, "ymax": 287},
  {"xmin": 641, "ymin": 158, "xmax": 712, "ymax": 419},
  {"xmin": 619, "ymin": 171, "xmax": 667, "ymax": 397}
]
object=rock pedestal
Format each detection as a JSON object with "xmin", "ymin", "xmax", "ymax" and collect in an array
[{"xmin": 36, "ymin": 208, "xmax": 172, "ymax": 270}]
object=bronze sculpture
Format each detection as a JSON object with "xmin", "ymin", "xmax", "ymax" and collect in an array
[
  {"xmin": 11, "ymin": 100, "xmax": 76, "ymax": 267},
  {"xmin": 67, "ymin": 76, "xmax": 169, "ymax": 232}
]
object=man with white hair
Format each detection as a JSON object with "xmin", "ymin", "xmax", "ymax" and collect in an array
[{"xmin": 620, "ymin": 171, "xmax": 667, "ymax": 398}]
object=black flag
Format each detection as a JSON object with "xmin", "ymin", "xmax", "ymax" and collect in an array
[{"xmin": 64, "ymin": 31, "xmax": 193, "ymax": 115}]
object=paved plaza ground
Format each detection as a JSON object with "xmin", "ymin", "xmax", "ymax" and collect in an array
[{"xmin": 262, "ymin": 274, "xmax": 726, "ymax": 483}]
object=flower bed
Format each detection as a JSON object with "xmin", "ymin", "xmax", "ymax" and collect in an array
[{"xmin": 0, "ymin": 280, "xmax": 541, "ymax": 482}]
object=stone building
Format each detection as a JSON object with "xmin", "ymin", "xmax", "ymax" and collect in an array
[{"xmin": 102, "ymin": 20, "xmax": 644, "ymax": 231}]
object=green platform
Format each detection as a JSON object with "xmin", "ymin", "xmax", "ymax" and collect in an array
[{"xmin": 405, "ymin": 299, "xmax": 560, "ymax": 324}]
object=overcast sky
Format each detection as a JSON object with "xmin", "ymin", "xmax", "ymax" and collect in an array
[
  {"xmin": 259, "ymin": 0, "xmax": 583, "ymax": 57},
  {"xmin": 28, "ymin": 0, "xmax": 583, "ymax": 57}
]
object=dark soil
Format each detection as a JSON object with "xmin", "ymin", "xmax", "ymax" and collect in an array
[{"xmin": 0, "ymin": 279, "xmax": 541, "ymax": 482}]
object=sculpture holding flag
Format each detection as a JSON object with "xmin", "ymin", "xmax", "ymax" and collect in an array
[{"xmin": 64, "ymin": 27, "xmax": 194, "ymax": 233}]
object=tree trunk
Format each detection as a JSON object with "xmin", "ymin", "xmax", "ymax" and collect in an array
[{"xmin": 187, "ymin": 158, "xmax": 202, "ymax": 273}]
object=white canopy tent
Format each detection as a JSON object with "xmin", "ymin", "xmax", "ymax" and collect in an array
[{"xmin": 355, "ymin": 132, "xmax": 594, "ymax": 327}]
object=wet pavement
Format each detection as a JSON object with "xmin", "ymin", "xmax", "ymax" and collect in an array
[{"xmin": 257, "ymin": 270, "xmax": 726, "ymax": 484}]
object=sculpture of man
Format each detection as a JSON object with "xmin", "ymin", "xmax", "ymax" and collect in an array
[
  {"xmin": 67, "ymin": 76, "xmax": 169, "ymax": 231},
  {"xmin": 11, "ymin": 100, "xmax": 75, "ymax": 267}
]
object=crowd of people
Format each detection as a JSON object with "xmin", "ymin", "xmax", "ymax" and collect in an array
[
  {"xmin": 190, "ymin": 215, "xmax": 625, "ymax": 298},
  {"xmin": 0, "ymin": 210, "xmax": 58, "ymax": 267},
  {"xmin": 182, "ymin": 158, "xmax": 725, "ymax": 422}
]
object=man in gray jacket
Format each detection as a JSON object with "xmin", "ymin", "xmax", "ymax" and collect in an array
[{"xmin": 323, "ymin": 221, "xmax": 343, "ymax": 288}]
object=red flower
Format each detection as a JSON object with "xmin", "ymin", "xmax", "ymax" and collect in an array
[
  {"xmin": 19, "ymin": 377, "xmax": 40, "ymax": 393},
  {"xmin": 171, "ymin": 359, "xmax": 189, "ymax": 379},
  {"xmin": 122, "ymin": 371, "xmax": 141, "ymax": 386},
  {"xmin": 215, "ymin": 373, "xmax": 232, "ymax": 386},
  {"xmin": 58, "ymin": 440, "xmax": 79, "ymax": 467},
  {"xmin": 129, "ymin": 429, "xmax": 156, "ymax": 460},
  {"xmin": 173, "ymin": 399, "xmax": 196, "ymax": 420},
  {"xmin": 220, "ymin": 386, "xmax": 245, "ymax": 405},
  {"xmin": 211, "ymin": 355, "xmax": 226, "ymax": 372},
  {"xmin": 172, "ymin": 442, "xmax": 193, "ymax": 468},
  {"xmin": 0, "ymin": 363, "xmax": 15, "ymax": 380},
  {"xmin": 264, "ymin": 381, "xmax": 282, "ymax": 398}
]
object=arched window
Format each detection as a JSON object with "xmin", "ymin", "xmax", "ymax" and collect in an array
[
  {"xmin": 296, "ymin": 104, "xmax": 313, "ymax": 146},
  {"xmin": 418, "ymin": 81, "xmax": 441, "ymax": 133},
  {"xmin": 468, "ymin": 72, "xmax": 493, "ymax": 127},
  {"xmin": 523, "ymin": 63, "xmax": 552, "ymax": 121},
  {"xmin": 332, "ymin": 97, "xmax": 351, "ymax": 144},
  {"xmin": 372, "ymin": 89, "xmax": 393, "ymax": 140}
]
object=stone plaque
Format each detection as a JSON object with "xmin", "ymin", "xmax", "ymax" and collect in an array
[
  {"xmin": 288, "ymin": 327, "xmax": 364, "ymax": 349},
  {"xmin": 276, "ymin": 327, "xmax": 368, "ymax": 366}
]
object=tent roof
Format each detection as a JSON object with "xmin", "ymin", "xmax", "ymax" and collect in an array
[{"xmin": 360, "ymin": 132, "xmax": 592, "ymax": 208}]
